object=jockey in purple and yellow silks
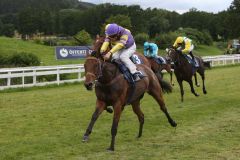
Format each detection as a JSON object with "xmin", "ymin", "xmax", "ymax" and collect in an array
[
  {"xmin": 173, "ymin": 36, "xmax": 195, "ymax": 63},
  {"xmin": 101, "ymin": 23, "xmax": 143, "ymax": 81}
]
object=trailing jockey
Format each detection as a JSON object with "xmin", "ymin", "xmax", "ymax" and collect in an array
[
  {"xmin": 173, "ymin": 36, "xmax": 197, "ymax": 67},
  {"xmin": 144, "ymin": 41, "xmax": 166, "ymax": 64}
]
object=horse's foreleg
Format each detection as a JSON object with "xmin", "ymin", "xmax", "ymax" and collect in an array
[
  {"xmin": 177, "ymin": 79, "xmax": 184, "ymax": 102},
  {"xmin": 169, "ymin": 70, "xmax": 174, "ymax": 86},
  {"xmin": 131, "ymin": 100, "xmax": 144, "ymax": 138},
  {"xmin": 149, "ymin": 86, "xmax": 177, "ymax": 127},
  {"xmin": 108, "ymin": 102, "xmax": 122, "ymax": 151},
  {"xmin": 194, "ymin": 73, "xmax": 200, "ymax": 87},
  {"xmin": 166, "ymin": 65, "xmax": 174, "ymax": 86},
  {"xmin": 188, "ymin": 79, "xmax": 199, "ymax": 97},
  {"xmin": 82, "ymin": 100, "xmax": 105, "ymax": 142}
]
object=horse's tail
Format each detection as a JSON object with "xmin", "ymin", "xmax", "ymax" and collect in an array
[{"xmin": 155, "ymin": 72, "xmax": 172, "ymax": 93}]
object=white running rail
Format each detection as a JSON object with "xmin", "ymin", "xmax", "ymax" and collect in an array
[
  {"xmin": 202, "ymin": 54, "xmax": 240, "ymax": 67},
  {"xmin": 0, "ymin": 64, "xmax": 84, "ymax": 90}
]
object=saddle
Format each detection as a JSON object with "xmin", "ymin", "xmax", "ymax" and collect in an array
[
  {"xmin": 112, "ymin": 54, "xmax": 145, "ymax": 84},
  {"xmin": 182, "ymin": 54, "xmax": 199, "ymax": 67},
  {"xmin": 153, "ymin": 56, "xmax": 167, "ymax": 65}
]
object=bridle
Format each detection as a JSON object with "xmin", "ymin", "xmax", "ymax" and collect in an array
[
  {"xmin": 166, "ymin": 48, "xmax": 176, "ymax": 63},
  {"xmin": 85, "ymin": 57, "xmax": 103, "ymax": 81}
]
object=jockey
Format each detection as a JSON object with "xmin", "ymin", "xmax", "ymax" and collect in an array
[
  {"xmin": 173, "ymin": 36, "xmax": 195, "ymax": 64},
  {"xmin": 144, "ymin": 42, "xmax": 166, "ymax": 64},
  {"xmin": 101, "ymin": 23, "xmax": 143, "ymax": 81}
]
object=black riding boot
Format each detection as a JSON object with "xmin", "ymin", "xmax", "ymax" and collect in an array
[{"xmin": 189, "ymin": 51, "xmax": 196, "ymax": 66}]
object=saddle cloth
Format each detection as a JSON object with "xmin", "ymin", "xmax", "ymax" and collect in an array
[
  {"xmin": 113, "ymin": 54, "xmax": 144, "ymax": 84},
  {"xmin": 183, "ymin": 54, "xmax": 199, "ymax": 67},
  {"xmin": 153, "ymin": 56, "xmax": 166, "ymax": 64}
]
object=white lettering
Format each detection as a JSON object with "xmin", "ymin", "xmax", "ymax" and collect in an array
[{"xmin": 69, "ymin": 50, "xmax": 87, "ymax": 55}]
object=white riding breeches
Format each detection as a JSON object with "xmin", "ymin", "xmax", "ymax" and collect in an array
[{"xmin": 111, "ymin": 43, "xmax": 137, "ymax": 74}]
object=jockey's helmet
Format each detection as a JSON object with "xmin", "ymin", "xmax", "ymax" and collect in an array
[
  {"xmin": 176, "ymin": 37, "xmax": 184, "ymax": 44},
  {"xmin": 105, "ymin": 23, "xmax": 120, "ymax": 36},
  {"xmin": 144, "ymin": 42, "xmax": 150, "ymax": 48}
]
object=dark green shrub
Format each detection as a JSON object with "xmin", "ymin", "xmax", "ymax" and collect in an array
[
  {"xmin": 7, "ymin": 52, "xmax": 40, "ymax": 67},
  {"xmin": 135, "ymin": 33, "xmax": 149, "ymax": 45},
  {"xmin": 74, "ymin": 30, "xmax": 92, "ymax": 45},
  {"xmin": 154, "ymin": 32, "xmax": 178, "ymax": 49}
]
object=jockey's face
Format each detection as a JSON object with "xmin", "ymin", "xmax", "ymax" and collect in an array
[{"xmin": 108, "ymin": 34, "xmax": 118, "ymax": 41}]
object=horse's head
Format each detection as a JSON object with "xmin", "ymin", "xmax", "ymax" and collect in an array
[
  {"xmin": 84, "ymin": 57, "xmax": 102, "ymax": 90},
  {"xmin": 166, "ymin": 47, "xmax": 178, "ymax": 63},
  {"xmin": 91, "ymin": 35, "xmax": 109, "ymax": 59}
]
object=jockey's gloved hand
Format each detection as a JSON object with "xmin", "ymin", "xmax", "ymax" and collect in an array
[{"xmin": 91, "ymin": 50, "xmax": 97, "ymax": 56}]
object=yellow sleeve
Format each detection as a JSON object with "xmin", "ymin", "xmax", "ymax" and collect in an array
[
  {"xmin": 118, "ymin": 34, "xmax": 128, "ymax": 46},
  {"xmin": 173, "ymin": 39, "xmax": 178, "ymax": 48},
  {"xmin": 100, "ymin": 41, "xmax": 109, "ymax": 53},
  {"xmin": 110, "ymin": 43, "xmax": 124, "ymax": 54},
  {"xmin": 182, "ymin": 40, "xmax": 191, "ymax": 53}
]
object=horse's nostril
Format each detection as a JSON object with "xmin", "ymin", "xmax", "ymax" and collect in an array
[{"xmin": 84, "ymin": 82, "xmax": 93, "ymax": 90}]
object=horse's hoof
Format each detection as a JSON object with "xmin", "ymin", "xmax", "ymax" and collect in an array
[
  {"xmin": 107, "ymin": 147, "xmax": 114, "ymax": 152},
  {"xmin": 170, "ymin": 121, "xmax": 177, "ymax": 127},
  {"xmin": 203, "ymin": 90, "xmax": 207, "ymax": 94},
  {"xmin": 195, "ymin": 94, "xmax": 199, "ymax": 97},
  {"xmin": 82, "ymin": 135, "xmax": 89, "ymax": 142},
  {"xmin": 196, "ymin": 84, "xmax": 200, "ymax": 87},
  {"xmin": 136, "ymin": 135, "xmax": 142, "ymax": 139},
  {"xmin": 106, "ymin": 107, "xmax": 113, "ymax": 113}
]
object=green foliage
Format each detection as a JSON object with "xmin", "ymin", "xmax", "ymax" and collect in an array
[
  {"xmin": 134, "ymin": 33, "xmax": 149, "ymax": 45},
  {"xmin": 154, "ymin": 31, "xmax": 179, "ymax": 49},
  {"xmin": 0, "ymin": 0, "xmax": 238, "ymax": 41},
  {"xmin": 0, "ymin": 52, "xmax": 40, "ymax": 67},
  {"xmin": 101, "ymin": 14, "xmax": 132, "ymax": 34},
  {"xmin": 6, "ymin": 52, "xmax": 41, "ymax": 67},
  {"xmin": 74, "ymin": 30, "xmax": 92, "ymax": 45},
  {"xmin": 176, "ymin": 28, "xmax": 213, "ymax": 46},
  {"xmin": 148, "ymin": 16, "xmax": 170, "ymax": 37},
  {"xmin": 105, "ymin": 14, "xmax": 132, "ymax": 29}
]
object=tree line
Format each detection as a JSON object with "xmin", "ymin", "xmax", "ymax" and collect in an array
[{"xmin": 0, "ymin": 0, "xmax": 239, "ymax": 42}]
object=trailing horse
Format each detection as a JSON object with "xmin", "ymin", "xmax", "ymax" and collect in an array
[
  {"xmin": 166, "ymin": 48, "xmax": 207, "ymax": 102},
  {"xmin": 82, "ymin": 56, "xmax": 177, "ymax": 151},
  {"xmin": 146, "ymin": 56, "xmax": 174, "ymax": 86}
]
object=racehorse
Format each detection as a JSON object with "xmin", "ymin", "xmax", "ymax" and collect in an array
[
  {"xmin": 166, "ymin": 48, "xmax": 207, "ymax": 102},
  {"xmin": 82, "ymin": 54, "xmax": 177, "ymax": 152},
  {"xmin": 91, "ymin": 35, "xmax": 172, "ymax": 93},
  {"xmin": 146, "ymin": 57, "xmax": 174, "ymax": 86}
]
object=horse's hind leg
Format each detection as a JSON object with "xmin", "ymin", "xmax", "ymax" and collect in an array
[
  {"xmin": 82, "ymin": 100, "xmax": 106, "ymax": 142},
  {"xmin": 197, "ymin": 69, "xmax": 207, "ymax": 94},
  {"xmin": 188, "ymin": 79, "xmax": 199, "ymax": 97},
  {"xmin": 194, "ymin": 73, "xmax": 200, "ymax": 87},
  {"xmin": 149, "ymin": 85, "xmax": 177, "ymax": 127},
  {"xmin": 131, "ymin": 100, "xmax": 144, "ymax": 138}
]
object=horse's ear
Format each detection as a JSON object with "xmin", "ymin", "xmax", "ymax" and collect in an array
[{"xmin": 96, "ymin": 34, "xmax": 100, "ymax": 39}]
